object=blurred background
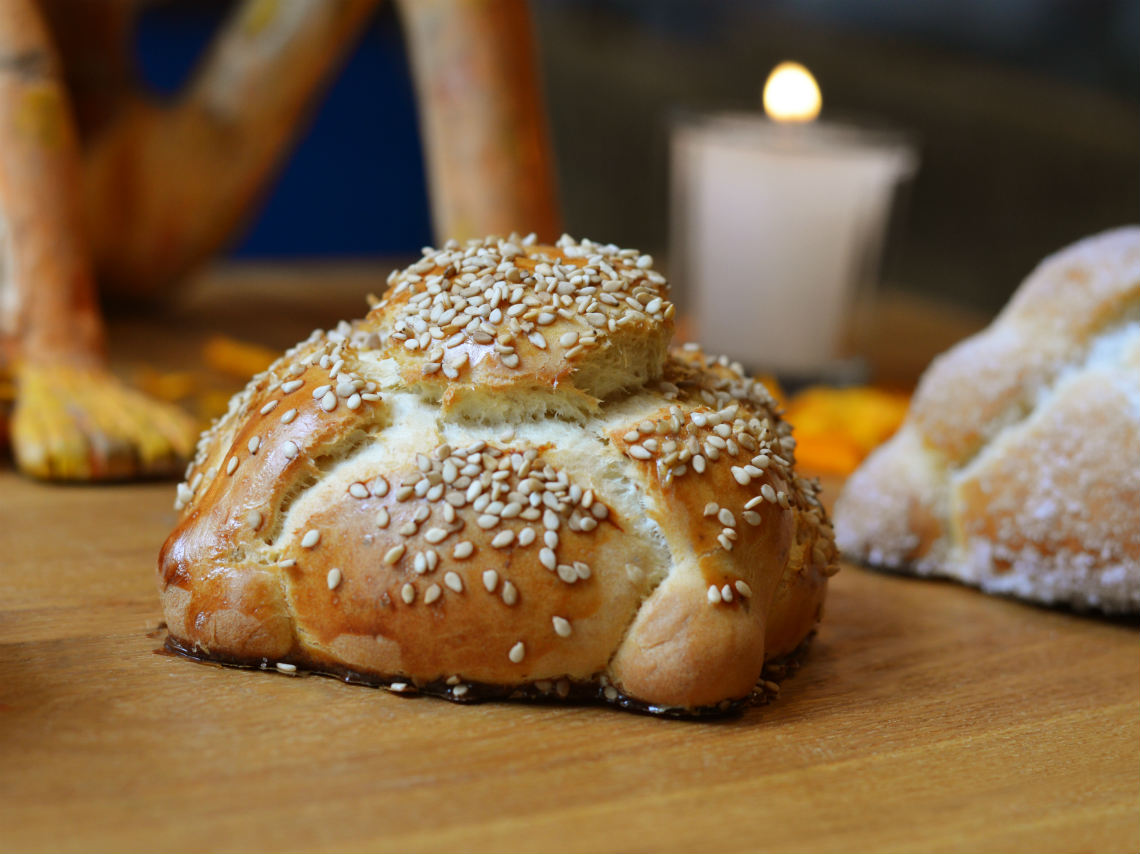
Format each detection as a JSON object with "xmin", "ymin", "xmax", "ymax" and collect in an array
[{"xmin": 139, "ymin": 0, "xmax": 1138, "ymax": 314}]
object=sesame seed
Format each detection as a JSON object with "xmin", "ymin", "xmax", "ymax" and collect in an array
[
  {"xmin": 761, "ymin": 484, "xmax": 777, "ymax": 503},
  {"xmin": 349, "ymin": 482, "xmax": 370, "ymax": 499},
  {"xmin": 453, "ymin": 541, "xmax": 474, "ymax": 559},
  {"xmin": 278, "ymin": 559, "xmax": 296, "ymax": 568},
  {"xmin": 744, "ymin": 495, "xmax": 764, "ymax": 510},
  {"xmin": 552, "ymin": 616, "xmax": 572, "ymax": 637},
  {"xmin": 543, "ymin": 530, "xmax": 559, "ymax": 549},
  {"xmin": 707, "ymin": 585, "xmax": 722, "ymax": 604},
  {"xmin": 395, "ymin": 485, "xmax": 414, "ymax": 501},
  {"xmin": 312, "ymin": 384, "xmax": 331, "ymax": 399},
  {"xmin": 281, "ymin": 379, "xmax": 303, "ymax": 393},
  {"xmin": 444, "ymin": 571, "xmax": 463, "ymax": 592},
  {"xmin": 482, "ymin": 570, "xmax": 499, "ymax": 592},
  {"xmin": 280, "ymin": 408, "xmax": 298, "ymax": 424},
  {"xmin": 540, "ymin": 548, "xmax": 557, "ymax": 570},
  {"xmin": 282, "ymin": 440, "xmax": 299, "ymax": 459},
  {"xmin": 731, "ymin": 467, "xmax": 750, "ymax": 485},
  {"xmin": 502, "ymin": 581, "xmax": 518, "ymax": 605},
  {"xmin": 346, "ymin": 393, "xmax": 362, "ymax": 410},
  {"xmin": 376, "ymin": 508, "xmax": 390, "ymax": 528},
  {"xmin": 491, "ymin": 530, "xmax": 515, "ymax": 548},
  {"xmin": 452, "ymin": 684, "xmax": 469, "ymax": 697},
  {"xmin": 384, "ymin": 544, "xmax": 406, "ymax": 564},
  {"xmin": 424, "ymin": 527, "xmax": 448, "ymax": 544},
  {"xmin": 397, "ymin": 522, "xmax": 417, "ymax": 537},
  {"xmin": 319, "ymin": 391, "xmax": 337, "ymax": 411},
  {"xmin": 508, "ymin": 642, "xmax": 525, "ymax": 663},
  {"xmin": 401, "ymin": 583, "xmax": 415, "ymax": 604},
  {"xmin": 628, "ymin": 445, "xmax": 651, "ymax": 461},
  {"xmin": 327, "ymin": 568, "xmax": 342, "ymax": 590},
  {"xmin": 718, "ymin": 508, "xmax": 736, "ymax": 527},
  {"xmin": 413, "ymin": 552, "xmax": 427, "ymax": 574},
  {"xmin": 557, "ymin": 564, "xmax": 578, "ymax": 584},
  {"xmin": 721, "ymin": 584, "xmax": 734, "ymax": 602},
  {"xmin": 718, "ymin": 533, "xmax": 734, "ymax": 551},
  {"xmin": 247, "ymin": 510, "xmax": 262, "ymax": 530},
  {"xmin": 559, "ymin": 331, "xmax": 579, "ymax": 347},
  {"xmin": 225, "ymin": 456, "xmax": 239, "ymax": 475},
  {"xmin": 477, "ymin": 514, "xmax": 499, "ymax": 529},
  {"xmin": 260, "ymin": 400, "xmax": 279, "ymax": 415},
  {"xmin": 276, "ymin": 662, "xmax": 297, "ymax": 674},
  {"xmin": 735, "ymin": 580, "xmax": 753, "ymax": 598},
  {"xmin": 517, "ymin": 527, "xmax": 536, "ymax": 546},
  {"xmin": 743, "ymin": 510, "xmax": 763, "ymax": 526},
  {"xmin": 703, "ymin": 502, "xmax": 718, "ymax": 516},
  {"xmin": 424, "ymin": 583, "xmax": 442, "ymax": 604},
  {"xmin": 301, "ymin": 529, "xmax": 320, "ymax": 548},
  {"xmin": 692, "ymin": 455, "xmax": 706, "ymax": 473}
]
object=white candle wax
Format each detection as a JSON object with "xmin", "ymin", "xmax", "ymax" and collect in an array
[{"xmin": 672, "ymin": 115, "xmax": 915, "ymax": 376}]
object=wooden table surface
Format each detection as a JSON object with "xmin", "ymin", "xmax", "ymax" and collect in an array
[{"xmin": 2, "ymin": 266, "xmax": 1137, "ymax": 853}]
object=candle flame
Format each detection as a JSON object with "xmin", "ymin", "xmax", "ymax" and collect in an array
[{"xmin": 763, "ymin": 62, "xmax": 821, "ymax": 123}]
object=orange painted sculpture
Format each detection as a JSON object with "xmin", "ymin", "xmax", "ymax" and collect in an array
[{"xmin": 0, "ymin": 0, "xmax": 559, "ymax": 479}]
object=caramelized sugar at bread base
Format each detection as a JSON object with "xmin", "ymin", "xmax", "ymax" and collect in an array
[{"xmin": 159, "ymin": 235, "xmax": 838, "ymax": 714}]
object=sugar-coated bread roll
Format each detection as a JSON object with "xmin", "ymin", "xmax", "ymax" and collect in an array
[
  {"xmin": 159, "ymin": 235, "xmax": 838, "ymax": 715},
  {"xmin": 836, "ymin": 227, "xmax": 1140, "ymax": 612}
]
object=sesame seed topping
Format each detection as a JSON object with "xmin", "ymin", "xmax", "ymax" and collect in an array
[
  {"xmin": 707, "ymin": 585, "xmax": 722, "ymax": 604},
  {"xmin": 280, "ymin": 379, "xmax": 303, "ymax": 393},
  {"xmin": 301, "ymin": 529, "xmax": 320, "ymax": 548},
  {"xmin": 628, "ymin": 445, "xmax": 652, "ymax": 461},
  {"xmin": 453, "ymin": 541, "xmax": 474, "ymax": 559},
  {"xmin": 319, "ymin": 390, "xmax": 337, "ymax": 411},
  {"xmin": 743, "ymin": 510, "xmax": 763, "ymax": 526},
  {"xmin": 376, "ymin": 508, "xmax": 389, "ymax": 528},
  {"xmin": 384, "ymin": 544, "xmax": 406, "ymax": 565},
  {"xmin": 424, "ymin": 583, "xmax": 442, "ymax": 604},
  {"xmin": 721, "ymin": 584, "xmax": 734, "ymax": 602},
  {"xmin": 731, "ymin": 467, "xmax": 751, "ymax": 485},
  {"xmin": 703, "ymin": 502, "xmax": 719, "ymax": 517},
  {"xmin": 424, "ymin": 527, "xmax": 448, "ymax": 544},
  {"xmin": 280, "ymin": 408, "xmax": 298, "ymax": 424},
  {"xmin": 444, "ymin": 571, "xmax": 463, "ymax": 592},
  {"xmin": 734, "ymin": 580, "xmax": 753, "ymax": 598},
  {"xmin": 346, "ymin": 393, "xmax": 362, "ymax": 410},
  {"xmin": 552, "ymin": 616, "xmax": 572, "ymax": 637},
  {"xmin": 540, "ymin": 548, "xmax": 557, "ymax": 570},
  {"xmin": 761, "ymin": 484, "xmax": 777, "ymax": 503},
  {"xmin": 260, "ymin": 400, "xmax": 279, "ymax": 415},
  {"xmin": 327, "ymin": 568, "xmax": 342, "ymax": 590},
  {"xmin": 225, "ymin": 456, "xmax": 239, "ymax": 475},
  {"xmin": 349, "ymin": 482, "xmax": 370, "ymax": 499},
  {"xmin": 491, "ymin": 530, "xmax": 515, "ymax": 548},
  {"xmin": 517, "ymin": 527, "xmax": 536, "ymax": 546},
  {"xmin": 717, "ymin": 508, "xmax": 736, "ymax": 527},
  {"xmin": 482, "ymin": 570, "xmax": 499, "ymax": 592},
  {"xmin": 508, "ymin": 641, "xmax": 525, "ymax": 663},
  {"xmin": 276, "ymin": 662, "xmax": 297, "ymax": 674},
  {"xmin": 557, "ymin": 564, "xmax": 578, "ymax": 584},
  {"xmin": 401, "ymin": 583, "xmax": 415, "ymax": 604},
  {"xmin": 246, "ymin": 510, "xmax": 262, "ymax": 530},
  {"xmin": 744, "ymin": 495, "xmax": 764, "ymax": 510},
  {"xmin": 282, "ymin": 440, "xmax": 299, "ymax": 459},
  {"xmin": 502, "ymin": 581, "xmax": 518, "ymax": 605}
]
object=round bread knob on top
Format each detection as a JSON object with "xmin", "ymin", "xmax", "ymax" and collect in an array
[{"xmin": 159, "ymin": 234, "xmax": 838, "ymax": 716}]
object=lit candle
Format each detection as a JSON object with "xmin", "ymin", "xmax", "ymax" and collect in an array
[{"xmin": 671, "ymin": 62, "xmax": 916, "ymax": 380}]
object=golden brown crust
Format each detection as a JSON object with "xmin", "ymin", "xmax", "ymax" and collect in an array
[
  {"xmin": 836, "ymin": 227, "xmax": 1140, "ymax": 612},
  {"xmin": 158, "ymin": 234, "xmax": 837, "ymax": 713}
]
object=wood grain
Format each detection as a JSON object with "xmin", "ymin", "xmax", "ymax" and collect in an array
[{"xmin": 1, "ymin": 266, "xmax": 1136, "ymax": 853}]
